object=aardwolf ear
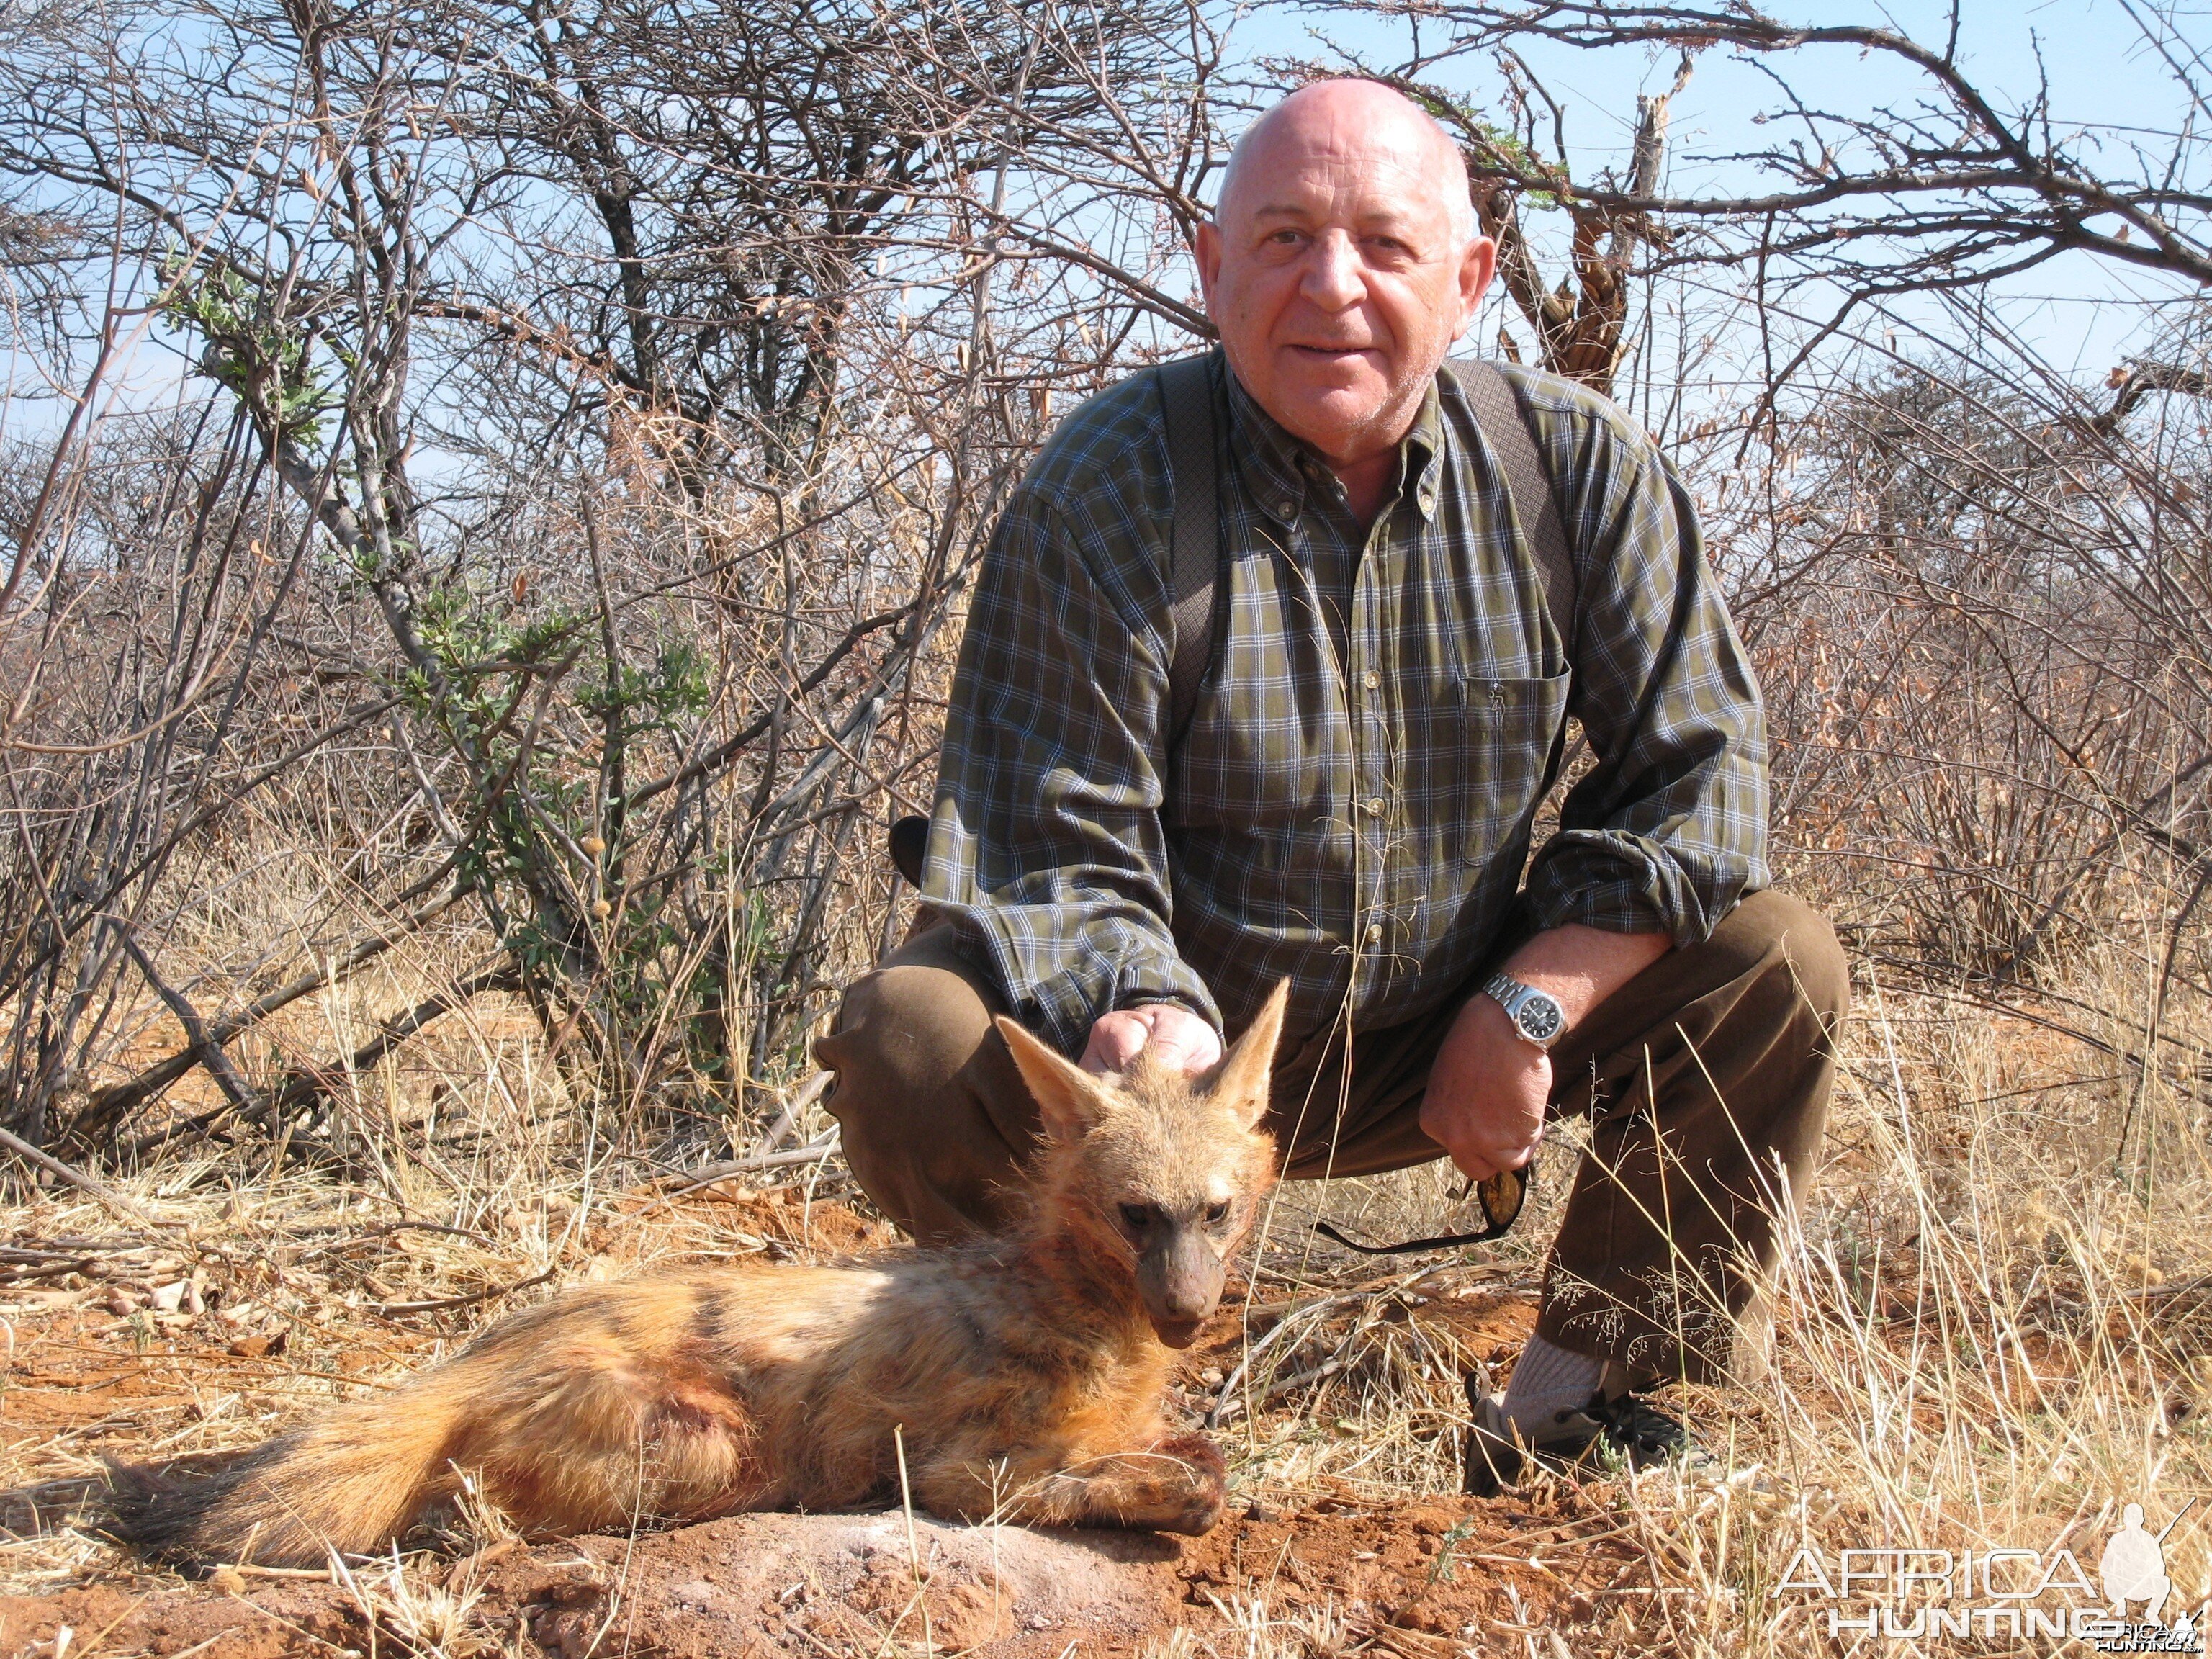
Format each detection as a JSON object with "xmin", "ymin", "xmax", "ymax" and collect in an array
[
  {"xmin": 1208, "ymin": 979, "xmax": 1289, "ymax": 1128},
  {"xmin": 996, "ymin": 1015, "xmax": 1118, "ymax": 1143}
]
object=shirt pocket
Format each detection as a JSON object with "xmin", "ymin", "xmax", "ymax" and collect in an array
[{"xmin": 1429, "ymin": 670, "xmax": 1572, "ymax": 869}]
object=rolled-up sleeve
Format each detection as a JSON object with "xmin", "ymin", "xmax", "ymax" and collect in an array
[
  {"xmin": 922, "ymin": 472, "xmax": 1218, "ymax": 1058},
  {"xmin": 1522, "ymin": 402, "xmax": 1769, "ymax": 945}
]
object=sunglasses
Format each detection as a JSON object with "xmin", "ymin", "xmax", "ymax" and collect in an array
[{"xmin": 1311, "ymin": 1159, "xmax": 1532, "ymax": 1256}]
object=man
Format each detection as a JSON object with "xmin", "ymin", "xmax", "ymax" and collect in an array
[{"xmin": 818, "ymin": 79, "xmax": 1845, "ymax": 1486}]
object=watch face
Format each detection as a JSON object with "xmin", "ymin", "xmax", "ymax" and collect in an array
[{"xmin": 1516, "ymin": 995, "xmax": 1564, "ymax": 1044}]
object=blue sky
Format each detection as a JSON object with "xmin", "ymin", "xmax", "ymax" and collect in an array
[
  {"xmin": 1224, "ymin": 0, "xmax": 2202, "ymax": 381},
  {"xmin": 9, "ymin": 0, "xmax": 2191, "ymax": 454}
]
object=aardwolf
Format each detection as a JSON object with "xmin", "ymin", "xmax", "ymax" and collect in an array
[{"xmin": 112, "ymin": 983, "xmax": 1288, "ymax": 1565}]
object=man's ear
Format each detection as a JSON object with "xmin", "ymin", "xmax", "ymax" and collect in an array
[
  {"xmin": 995, "ymin": 1015, "xmax": 1117, "ymax": 1143},
  {"xmin": 1455, "ymin": 230, "xmax": 1498, "ymax": 337},
  {"xmin": 1208, "ymin": 979, "xmax": 1290, "ymax": 1128},
  {"xmin": 1195, "ymin": 218, "xmax": 1223, "ymax": 316}
]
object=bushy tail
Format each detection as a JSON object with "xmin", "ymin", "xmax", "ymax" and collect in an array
[{"xmin": 109, "ymin": 1370, "xmax": 475, "ymax": 1567}]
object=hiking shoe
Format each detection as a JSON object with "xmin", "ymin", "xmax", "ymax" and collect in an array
[{"xmin": 1461, "ymin": 1375, "xmax": 1694, "ymax": 1497}]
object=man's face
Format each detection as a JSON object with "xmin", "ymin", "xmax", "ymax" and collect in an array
[{"xmin": 1196, "ymin": 87, "xmax": 1496, "ymax": 469}]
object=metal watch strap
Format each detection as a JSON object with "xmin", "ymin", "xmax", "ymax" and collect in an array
[{"xmin": 1483, "ymin": 971, "xmax": 1565, "ymax": 1049}]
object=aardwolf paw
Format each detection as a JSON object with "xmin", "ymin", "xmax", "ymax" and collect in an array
[{"xmin": 1150, "ymin": 1433, "xmax": 1228, "ymax": 1535}]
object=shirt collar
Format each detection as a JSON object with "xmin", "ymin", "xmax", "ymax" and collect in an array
[
  {"xmin": 1403, "ymin": 379, "xmax": 1444, "ymax": 519},
  {"xmin": 1223, "ymin": 362, "xmax": 1446, "ymax": 524}
]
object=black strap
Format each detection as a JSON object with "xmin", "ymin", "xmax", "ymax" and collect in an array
[
  {"xmin": 889, "ymin": 357, "xmax": 1573, "ymax": 891},
  {"xmin": 889, "ymin": 353, "xmax": 1222, "ymax": 889},
  {"xmin": 1154, "ymin": 352, "xmax": 1220, "ymax": 750},
  {"xmin": 1151, "ymin": 355, "xmax": 1573, "ymax": 747},
  {"xmin": 1314, "ymin": 1219, "xmax": 1511, "ymax": 1255},
  {"xmin": 1311, "ymin": 1162, "xmax": 1532, "ymax": 1254},
  {"xmin": 888, "ymin": 814, "xmax": 928, "ymax": 887},
  {"xmin": 1445, "ymin": 359, "xmax": 1577, "ymax": 663}
]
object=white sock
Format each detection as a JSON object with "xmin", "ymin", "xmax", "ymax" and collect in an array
[{"xmin": 1498, "ymin": 1334, "xmax": 1606, "ymax": 1434}]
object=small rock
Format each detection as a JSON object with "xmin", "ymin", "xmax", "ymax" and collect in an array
[
  {"xmin": 148, "ymin": 1281, "xmax": 186, "ymax": 1313},
  {"xmin": 104, "ymin": 1290, "xmax": 138, "ymax": 1318},
  {"xmin": 228, "ymin": 1329, "xmax": 289, "ymax": 1359},
  {"xmin": 539, "ymin": 1568, "xmax": 613, "ymax": 1607}
]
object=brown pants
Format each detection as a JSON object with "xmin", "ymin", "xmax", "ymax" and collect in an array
[{"xmin": 817, "ymin": 890, "xmax": 1848, "ymax": 1384}]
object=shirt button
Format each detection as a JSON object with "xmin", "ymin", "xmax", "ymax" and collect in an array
[
  {"xmin": 1362, "ymin": 670, "xmax": 1380, "ymax": 690},
  {"xmin": 1365, "ymin": 922, "xmax": 1383, "ymax": 944},
  {"xmin": 1364, "ymin": 796, "xmax": 1385, "ymax": 817},
  {"xmin": 1277, "ymin": 500, "xmax": 1297, "ymax": 518}
]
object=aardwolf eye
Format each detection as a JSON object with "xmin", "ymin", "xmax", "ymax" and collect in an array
[
  {"xmin": 1119, "ymin": 1203, "xmax": 1156, "ymax": 1233},
  {"xmin": 1205, "ymin": 1201, "xmax": 1231, "ymax": 1226}
]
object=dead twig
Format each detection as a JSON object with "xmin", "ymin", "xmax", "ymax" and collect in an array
[
  {"xmin": 369, "ymin": 1264, "xmax": 558, "ymax": 1316},
  {"xmin": 0, "ymin": 1123, "xmax": 161, "ymax": 1228},
  {"xmin": 271, "ymin": 962, "xmax": 520, "ymax": 1117},
  {"xmin": 77, "ymin": 889, "xmax": 468, "ymax": 1137},
  {"xmin": 116, "ymin": 930, "xmax": 269, "ymax": 1126},
  {"xmin": 669, "ymin": 1130, "xmax": 843, "ymax": 1190}
]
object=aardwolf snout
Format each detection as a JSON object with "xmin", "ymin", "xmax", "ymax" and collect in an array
[{"xmin": 1138, "ymin": 1226, "xmax": 1226, "ymax": 1345}]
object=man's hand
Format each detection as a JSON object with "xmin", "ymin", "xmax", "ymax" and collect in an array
[
  {"xmin": 1421, "ymin": 994, "xmax": 1551, "ymax": 1182},
  {"xmin": 1419, "ymin": 925, "xmax": 1673, "ymax": 1182},
  {"xmin": 1082, "ymin": 1004, "xmax": 1223, "ymax": 1077}
]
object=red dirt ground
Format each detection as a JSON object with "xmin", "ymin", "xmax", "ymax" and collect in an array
[
  {"xmin": 0, "ymin": 1200, "xmax": 1643, "ymax": 1656},
  {"xmin": 0, "ymin": 1492, "xmax": 1637, "ymax": 1658}
]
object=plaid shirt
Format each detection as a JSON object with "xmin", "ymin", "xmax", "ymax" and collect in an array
[{"xmin": 923, "ymin": 353, "xmax": 1769, "ymax": 1058}]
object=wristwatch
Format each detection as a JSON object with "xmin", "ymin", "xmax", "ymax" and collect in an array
[{"xmin": 1482, "ymin": 972, "xmax": 1568, "ymax": 1050}]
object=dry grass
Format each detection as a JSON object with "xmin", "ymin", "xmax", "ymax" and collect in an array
[{"xmin": 0, "ymin": 883, "xmax": 2206, "ymax": 1657}]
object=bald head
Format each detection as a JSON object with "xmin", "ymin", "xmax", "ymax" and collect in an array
[
  {"xmin": 1194, "ymin": 78, "xmax": 1495, "ymax": 487},
  {"xmin": 1218, "ymin": 81, "xmax": 1475, "ymax": 251}
]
